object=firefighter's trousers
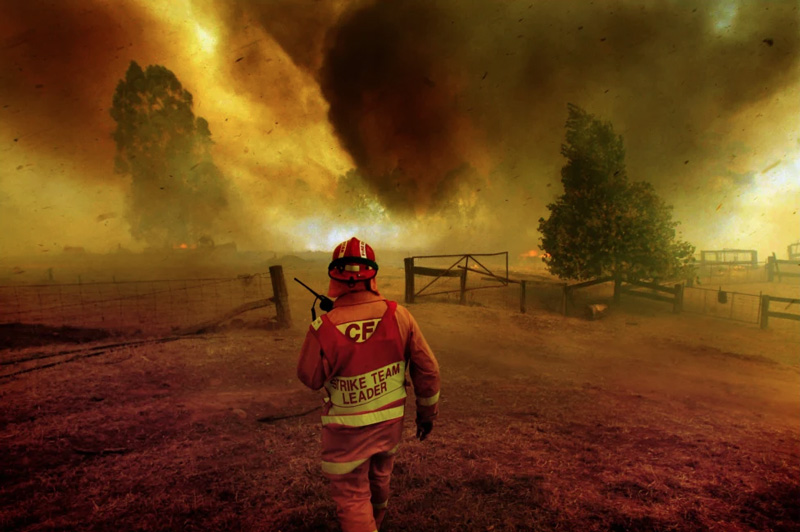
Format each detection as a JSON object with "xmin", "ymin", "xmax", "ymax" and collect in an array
[{"xmin": 323, "ymin": 450, "xmax": 395, "ymax": 532}]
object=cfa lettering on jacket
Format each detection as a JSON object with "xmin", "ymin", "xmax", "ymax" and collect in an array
[{"xmin": 334, "ymin": 318, "xmax": 381, "ymax": 343}]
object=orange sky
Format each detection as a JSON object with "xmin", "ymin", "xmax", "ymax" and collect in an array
[{"xmin": 1, "ymin": 0, "xmax": 798, "ymax": 258}]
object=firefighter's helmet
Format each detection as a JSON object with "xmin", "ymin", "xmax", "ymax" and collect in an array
[{"xmin": 328, "ymin": 237, "xmax": 379, "ymax": 283}]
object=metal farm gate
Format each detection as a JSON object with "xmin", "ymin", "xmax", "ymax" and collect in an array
[
  {"xmin": 682, "ymin": 286, "xmax": 762, "ymax": 324},
  {"xmin": 403, "ymin": 253, "xmax": 510, "ymax": 305}
]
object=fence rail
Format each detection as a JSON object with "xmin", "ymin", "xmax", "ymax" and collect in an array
[
  {"xmin": 620, "ymin": 280, "xmax": 684, "ymax": 312},
  {"xmin": 767, "ymin": 255, "xmax": 800, "ymax": 282},
  {"xmin": 694, "ymin": 262, "xmax": 767, "ymax": 285},
  {"xmin": 404, "ymin": 253, "xmax": 509, "ymax": 305},
  {"xmin": 699, "ymin": 249, "xmax": 758, "ymax": 266},
  {"xmin": 402, "ymin": 253, "xmax": 795, "ymax": 330},
  {"xmin": 788, "ymin": 242, "xmax": 800, "ymax": 260},
  {"xmin": 760, "ymin": 295, "xmax": 800, "ymax": 329}
]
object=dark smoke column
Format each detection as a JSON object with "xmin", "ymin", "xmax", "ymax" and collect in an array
[
  {"xmin": 319, "ymin": 2, "xmax": 487, "ymax": 215},
  {"xmin": 110, "ymin": 61, "xmax": 228, "ymax": 248}
]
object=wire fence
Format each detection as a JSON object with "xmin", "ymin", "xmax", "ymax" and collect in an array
[
  {"xmin": 682, "ymin": 286, "xmax": 762, "ymax": 324},
  {"xmin": 0, "ymin": 274, "xmax": 272, "ymax": 335}
]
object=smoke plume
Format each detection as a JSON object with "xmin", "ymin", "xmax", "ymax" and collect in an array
[
  {"xmin": 312, "ymin": 1, "xmax": 800, "ymax": 217},
  {"xmin": 1, "ymin": 0, "xmax": 798, "ymax": 257}
]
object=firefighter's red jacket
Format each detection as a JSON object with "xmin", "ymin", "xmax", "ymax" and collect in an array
[{"xmin": 297, "ymin": 289, "xmax": 440, "ymax": 474}]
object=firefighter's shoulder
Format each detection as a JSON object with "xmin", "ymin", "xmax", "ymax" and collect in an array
[{"xmin": 393, "ymin": 302, "xmax": 416, "ymax": 320}]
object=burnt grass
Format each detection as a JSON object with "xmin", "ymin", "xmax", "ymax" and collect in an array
[
  {"xmin": 0, "ymin": 302, "xmax": 798, "ymax": 532},
  {"xmin": 0, "ymin": 323, "xmax": 114, "ymax": 349}
]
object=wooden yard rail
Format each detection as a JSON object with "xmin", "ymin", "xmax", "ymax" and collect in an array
[
  {"xmin": 561, "ymin": 276, "xmax": 683, "ymax": 315},
  {"xmin": 760, "ymin": 295, "xmax": 800, "ymax": 329},
  {"xmin": 767, "ymin": 254, "xmax": 800, "ymax": 282},
  {"xmin": 619, "ymin": 279, "xmax": 684, "ymax": 313},
  {"xmin": 788, "ymin": 242, "xmax": 800, "ymax": 261},
  {"xmin": 700, "ymin": 249, "xmax": 758, "ymax": 267},
  {"xmin": 404, "ymin": 253, "xmax": 509, "ymax": 305},
  {"xmin": 562, "ymin": 276, "xmax": 613, "ymax": 315}
]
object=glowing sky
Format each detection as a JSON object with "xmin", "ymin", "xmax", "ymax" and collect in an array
[{"xmin": 1, "ymin": 0, "xmax": 798, "ymax": 258}]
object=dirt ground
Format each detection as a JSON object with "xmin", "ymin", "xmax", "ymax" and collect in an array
[{"xmin": 1, "ymin": 265, "xmax": 798, "ymax": 531}]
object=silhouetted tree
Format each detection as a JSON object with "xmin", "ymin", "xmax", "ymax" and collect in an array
[
  {"xmin": 538, "ymin": 104, "xmax": 695, "ymax": 281},
  {"xmin": 110, "ymin": 61, "xmax": 227, "ymax": 247}
]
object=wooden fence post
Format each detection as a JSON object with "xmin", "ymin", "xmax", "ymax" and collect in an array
[
  {"xmin": 459, "ymin": 257, "xmax": 468, "ymax": 305},
  {"xmin": 404, "ymin": 257, "xmax": 415, "ymax": 304},
  {"xmin": 561, "ymin": 283, "xmax": 569, "ymax": 316},
  {"xmin": 773, "ymin": 253, "xmax": 782, "ymax": 282},
  {"xmin": 760, "ymin": 294, "xmax": 770, "ymax": 329},
  {"xmin": 673, "ymin": 283, "xmax": 684, "ymax": 313},
  {"xmin": 269, "ymin": 265, "xmax": 291, "ymax": 329},
  {"xmin": 520, "ymin": 280, "xmax": 527, "ymax": 314},
  {"xmin": 767, "ymin": 255, "xmax": 775, "ymax": 282},
  {"xmin": 613, "ymin": 276, "xmax": 621, "ymax": 304}
]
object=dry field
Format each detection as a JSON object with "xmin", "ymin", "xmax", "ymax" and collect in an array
[{"xmin": 1, "ymin": 265, "xmax": 798, "ymax": 531}]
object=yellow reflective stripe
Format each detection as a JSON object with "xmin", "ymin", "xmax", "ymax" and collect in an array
[
  {"xmin": 321, "ymin": 405, "xmax": 405, "ymax": 427},
  {"xmin": 372, "ymin": 500, "xmax": 388, "ymax": 509},
  {"xmin": 325, "ymin": 361, "xmax": 406, "ymax": 410},
  {"xmin": 417, "ymin": 391, "xmax": 440, "ymax": 406},
  {"xmin": 321, "ymin": 457, "xmax": 368, "ymax": 475},
  {"xmin": 386, "ymin": 443, "xmax": 400, "ymax": 456},
  {"xmin": 327, "ymin": 384, "xmax": 406, "ymax": 416}
]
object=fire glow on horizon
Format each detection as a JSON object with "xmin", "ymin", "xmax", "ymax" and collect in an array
[{"xmin": 0, "ymin": 0, "xmax": 798, "ymax": 259}]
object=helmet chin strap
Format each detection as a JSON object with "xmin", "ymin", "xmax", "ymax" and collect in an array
[
  {"xmin": 344, "ymin": 278, "xmax": 372, "ymax": 291},
  {"xmin": 337, "ymin": 278, "xmax": 375, "ymax": 294}
]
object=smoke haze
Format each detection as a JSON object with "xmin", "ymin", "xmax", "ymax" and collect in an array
[{"xmin": 1, "ymin": 0, "xmax": 798, "ymax": 259}]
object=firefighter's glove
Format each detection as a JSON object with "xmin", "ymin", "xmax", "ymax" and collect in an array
[{"xmin": 416, "ymin": 420, "xmax": 433, "ymax": 441}]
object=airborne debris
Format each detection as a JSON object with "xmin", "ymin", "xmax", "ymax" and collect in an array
[{"xmin": 762, "ymin": 38, "xmax": 774, "ymax": 46}]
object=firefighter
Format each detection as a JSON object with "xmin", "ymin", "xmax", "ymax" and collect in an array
[{"xmin": 297, "ymin": 237, "xmax": 440, "ymax": 532}]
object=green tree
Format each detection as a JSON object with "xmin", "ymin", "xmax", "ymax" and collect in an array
[
  {"xmin": 538, "ymin": 104, "xmax": 695, "ymax": 281},
  {"xmin": 110, "ymin": 61, "xmax": 227, "ymax": 247}
]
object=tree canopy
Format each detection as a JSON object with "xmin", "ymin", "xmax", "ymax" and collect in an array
[
  {"xmin": 538, "ymin": 104, "xmax": 695, "ymax": 281},
  {"xmin": 110, "ymin": 61, "xmax": 227, "ymax": 247}
]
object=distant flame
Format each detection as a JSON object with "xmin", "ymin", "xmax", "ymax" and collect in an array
[
  {"xmin": 172, "ymin": 243, "xmax": 197, "ymax": 250},
  {"xmin": 520, "ymin": 249, "xmax": 550, "ymax": 259}
]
